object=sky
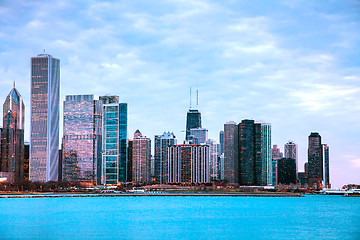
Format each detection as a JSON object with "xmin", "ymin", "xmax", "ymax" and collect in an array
[{"xmin": 0, "ymin": 0, "xmax": 359, "ymax": 188}]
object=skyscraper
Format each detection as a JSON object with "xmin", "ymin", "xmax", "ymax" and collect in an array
[
  {"xmin": 238, "ymin": 120, "xmax": 272, "ymax": 186},
  {"xmin": 100, "ymin": 96, "xmax": 127, "ymax": 185},
  {"xmin": 185, "ymin": 109, "xmax": 201, "ymax": 140},
  {"xmin": 1, "ymin": 85, "xmax": 25, "ymax": 182},
  {"xmin": 62, "ymin": 95, "xmax": 102, "ymax": 184},
  {"xmin": 271, "ymin": 145, "xmax": 283, "ymax": 186},
  {"xmin": 308, "ymin": 132, "xmax": 323, "ymax": 189},
  {"xmin": 277, "ymin": 158, "xmax": 297, "ymax": 185},
  {"xmin": 132, "ymin": 130, "xmax": 151, "ymax": 183},
  {"xmin": 168, "ymin": 144, "xmax": 210, "ymax": 183},
  {"xmin": 30, "ymin": 53, "xmax": 60, "ymax": 182},
  {"xmin": 154, "ymin": 132, "xmax": 177, "ymax": 184},
  {"xmin": 189, "ymin": 128, "xmax": 208, "ymax": 144},
  {"xmin": 223, "ymin": 121, "xmax": 238, "ymax": 184},
  {"xmin": 219, "ymin": 131, "xmax": 224, "ymax": 155},
  {"xmin": 284, "ymin": 141, "xmax": 298, "ymax": 179},
  {"xmin": 323, "ymin": 144, "xmax": 330, "ymax": 188},
  {"xmin": 205, "ymin": 139, "xmax": 219, "ymax": 180}
]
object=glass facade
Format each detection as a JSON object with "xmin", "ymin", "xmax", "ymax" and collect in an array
[
  {"xmin": 30, "ymin": 54, "xmax": 60, "ymax": 182},
  {"xmin": 223, "ymin": 121, "xmax": 238, "ymax": 184},
  {"xmin": 1, "ymin": 86, "xmax": 25, "ymax": 182},
  {"xmin": 100, "ymin": 95, "xmax": 127, "ymax": 185},
  {"xmin": 62, "ymin": 95, "xmax": 102, "ymax": 184},
  {"xmin": 308, "ymin": 132, "xmax": 323, "ymax": 189},
  {"xmin": 185, "ymin": 109, "xmax": 201, "ymax": 140}
]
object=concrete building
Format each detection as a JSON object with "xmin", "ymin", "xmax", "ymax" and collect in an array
[{"xmin": 132, "ymin": 130, "xmax": 151, "ymax": 183}]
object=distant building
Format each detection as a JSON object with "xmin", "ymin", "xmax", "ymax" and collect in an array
[
  {"xmin": 277, "ymin": 158, "xmax": 297, "ymax": 185},
  {"xmin": 189, "ymin": 128, "xmax": 208, "ymax": 144},
  {"xmin": 223, "ymin": 121, "xmax": 238, "ymax": 183},
  {"xmin": 185, "ymin": 109, "xmax": 201, "ymax": 140},
  {"xmin": 308, "ymin": 132, "xmax": 323, "ymax": 189},
  {"xmin": 205, "ymin": 139, "xmax": 219, "ymax": 180},
  {"xmin": 24, "ymin": 142, "xmax": 29, "ymax": 181},
  {"xmin": 62, "ymin": 95, "xmax": 102, "ymax": 184},
  {"xmin": 154, "ymin": 132, "xmax": 176, "ymax": 184},
  {"xmin": 100, "ymin": 96, "xmax": 127, "ymax": 185},
  {"xmin": 298, "ymin": 172, "xmax": 308, "ymax": 188},
  {"xmin": 132, "ymin": 130, "xmax": 151, "ymax": 183},
  {"xmin": 168, "ymin": 144, "xmax": 210, "ymax": 183},
  {"xmin": 238, "ymin": 120, "xmax": 272, "ymax": 186},
  {"xmin": 219, "ymin": 131, "xmax": 224, "ymax": 155},
  {"xmin": 127, "ymin": 140, "xmax": 133, "ymax": 182},
  {"xmin": 1, "ymin": 85, "xmax": 25, "ymax": 182},
  {"xmin": 285, "ymin": 141, "xmax": 298, "ymax": 179},
  {"xmin": 323, "ymin": 144, "xmax": 330, "ymax": 188},
  {"xmin": 271, "ymin": 145, "xmax": 283, "ymax": 160},
  {"xmin": 30, "ymin": 53, "xmax": 60, "ymax": 182}
]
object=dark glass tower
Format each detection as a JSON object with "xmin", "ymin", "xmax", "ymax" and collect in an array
[
  {"xmin": 323, "ymin": 144, "xmax": 330, "ymax": 188},
  {"xmin": 1, "ymin": 85, "xmax": 25, "ymax": 182},
  {"xmin": 308, "ymin": 132, "xmax": 323, "ymax": 189},
  {"xmin": 223, "ymin": 121, "xmax": 238, "ymax": 184},
  {"xmin": 185, "ymin": 109, "xmax": 201, "ymax": 140},
  {"xmin": 277, "ymin": 158, "xmax": 297, "ymax": 185}
]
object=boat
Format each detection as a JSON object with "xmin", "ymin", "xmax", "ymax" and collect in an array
[{"xmin": 321, "ymin": 189, "xmax": 347, "ymax": 195}]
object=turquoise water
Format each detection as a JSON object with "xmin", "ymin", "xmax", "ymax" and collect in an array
[{"xmin": 1, "ymin": 195, "xmax": 359, "ymax": 239}]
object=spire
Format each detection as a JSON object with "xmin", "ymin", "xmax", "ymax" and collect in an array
[{"xmin": 13, "ymin": 81, "xmax": 15, "ymax": 89}]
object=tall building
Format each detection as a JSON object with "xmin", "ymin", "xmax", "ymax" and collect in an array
[
  {"xmin": 24, "ymin": 142, "xmax": 29, "ymax": 181},
  {"xmin": 100, "ymin": 96, "xmax": 127, "ymax": 185},
  {"xmin": 30, "ymin": 53, "xmax": 60, "ymax": 182},
  {"xmin": 127, "ymin": 140, "xmax": 133, "ymax": 182},
  {"xmin": 323, "ymin": 144, "xmax": 330, "ymax": 188},
  {"xmin": 62, "ymin": 95, "xmax": 102, "ymax": 184},
  {"xmin": 284, "ymin": 141, "xmax": 298, "ymax": 179},
  {"xmin": 154, "ymin": 132, "xmax": 176, "ymax": 184},
  {"xmin": 132, "ymin": 130, "xmax": 151, "ymax": 183},
  {"xmin": 168, "ymin": 144, "xmax": 210, "ymax": 183},
  {"xmin": 1, "ymin": 85, "xmax": 25, "ymax": 182},
  {"xmin": 223, "ymin": 121, "xmax": 238, "ymax": 184},
  {"xmin": 189, "ymin": 128, "xmax": 208, "ymax": 144},
  {"xmin": 219, "ymin": 131, "xmax": 224, "ymax": 155},
  {"xmin": 277, "ymin": 158, "xmax": 297, "ymax": 185},
  {"xmin": 308, "ymin": 132, "xmax": 323, "ymax": 189},
  {"xmin": 185, "ymin": 109, "xmax": 201, "ymax": 140},
  {"xmin": 205, "ymin": 139, "xmax": 219, "ymax": 180},
  {"xmin": 271, "ymin": 144, "xmax": 283, "ymax": 186},
  {"xmin": 238, "ymin": 120, "xmax": 272, "ymax": 186}
]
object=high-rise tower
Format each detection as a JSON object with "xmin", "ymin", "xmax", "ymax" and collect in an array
[
  {"xmin": 308, "ymin": 132, "xmax": 323, "ymax": 189},
  {"xmin": 1, "ymin": 85, "xmax": 25, "ymax": 182},
  {"xmin": 223, "ymin": 121, "xmax": 238, "ymax": 183},
  {"xmin": 154, "ymin": 132, "xmax": 176, "ymax": 184},
  {"xmin": 30, "ymin": 53, "xmax": 60, "ymax": 182},
  {"xmin": 132, "ymin": 130, "xmax": 151, "ymax": 183},
  {"xmin": 100, "ymin": 96, "xmax": 127, "ymax": 185},
  {"xmin": 284, "ymin": 141, "xmax": 298, "ymax": 180},
  {"xmin": 323, "ymin": 144, "xmax": 330, "ymax": 188},
  {"xmin": 62, "ymin": 95, "xmax": 102, "ymax": 184}
]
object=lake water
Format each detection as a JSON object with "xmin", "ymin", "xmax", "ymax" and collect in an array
[{"xmin": 1, "ymin": 195, "xmax": 359, "ymax": 239}]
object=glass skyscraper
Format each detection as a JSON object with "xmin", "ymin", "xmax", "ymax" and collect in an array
[
  {"xmin": 1, "ymin": 85, "xmax": 25, "ymax": 182},
  {"xmin": 185, "ymin": 109, "xmax": 201, "ymax": 140},
  {"xmin": 100, "ymin": 96, "xmax": 127, "ymax": 185},
  {"xmin": 62, "ymin": 95, "xmax": 102, "ymax": 184},
  {"xmin": 308, "ymin": 132, "xmax": 323, "ymax": 189},
  {"xmin": 30, "ymin": 54, "xmax": 60, "ymax": 182}
]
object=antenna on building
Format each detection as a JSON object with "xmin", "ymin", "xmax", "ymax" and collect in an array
[
  {"xmin": 190, "ymin": 87, "xmax": 192, "ymax": 109},
  {"xmin": 196, "ymin": 89, "xmax": 199, "ymax": 108},
  {"xmin": 13, "ymin": 81, "xmax": 15, "ymax": 89}
]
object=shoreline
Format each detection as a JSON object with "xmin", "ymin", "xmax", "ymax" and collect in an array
[{"xmin": 0, "ymin": 193, "xmax": 303, "ymax": 198}]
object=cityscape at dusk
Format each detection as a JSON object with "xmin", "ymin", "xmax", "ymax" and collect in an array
[{"xmin": 0, "ymin": 1, "xmax": 360, "ymax": 239}]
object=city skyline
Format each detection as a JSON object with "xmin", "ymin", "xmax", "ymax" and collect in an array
[{"xmin": 0, "ymin": 1, "xmax": 359, "ymax": 188}]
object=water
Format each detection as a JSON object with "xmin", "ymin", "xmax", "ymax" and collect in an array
[{"xmin": 1, "ymin": 195, "xmax": 359, "ymax": 239}]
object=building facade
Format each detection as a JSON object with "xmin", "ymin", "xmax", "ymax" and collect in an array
[
  {"xmin": 154, "ymin": 132, "xmax": 177, "ymax": 184},
  {"xmin": 284, "ymin": 141, "xmax": 298, "ymax": 179},
  {"xmin": 185, "ymin": 109, "xmax": 201, "ymax": 140},
  {"xmin": 1, "ymin": 85, "xmax": 25, "ymax": 182},
  {"xmin": 132, "ymin": 130, "xmax": 151, "ymax": 183},
  {"xmin": 167, "ymin": 144, "xmax": 210, "ymax": 183},
  {"xmin": 308, "ymin": 132, "xmax": 323, "ymax": 189},
  {"xmin": 189, "ymin": 128, "xmax": 208, "ymax": 144},
  {"xmin": 100, "ymin": 96, "xmax": 127, "ymax": 185},
  {"xmin": 323, "ymin": 144, "xmax": 330, "ymax": 188},
  {"xmin": 223, "ymin": 121, "xmax": 238, "ymax": 184},
  {"xmin": 205, "ymin": 139, "xmax": 219, "ymax": 180},
  {"xmin": 277, "ymin": 158, "xmax": 297, "ymax": 185},
  {"xmin": 30, "ymin": 53, "xmax": 60, "ymax": 182},
  {"xmin": 62, "ymin": 95, "xmax": 102, "ymax": 184}
]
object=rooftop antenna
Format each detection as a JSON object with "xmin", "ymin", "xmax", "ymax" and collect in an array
[
  {"xmin": 190, "ymin": 87, "xmax": 192, "ymax": 109},
  {"xmin": 196, "ymin": 89, "xmax": 199, "ymax": 108},
  {"xmin": 13, "ymin": 81, "xmax": 15, "ymax": 89}
]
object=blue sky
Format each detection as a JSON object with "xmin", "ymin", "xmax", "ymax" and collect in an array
[{"xmin": 0, "ymin": 0, "xmax": 359, "ymax": 187}]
